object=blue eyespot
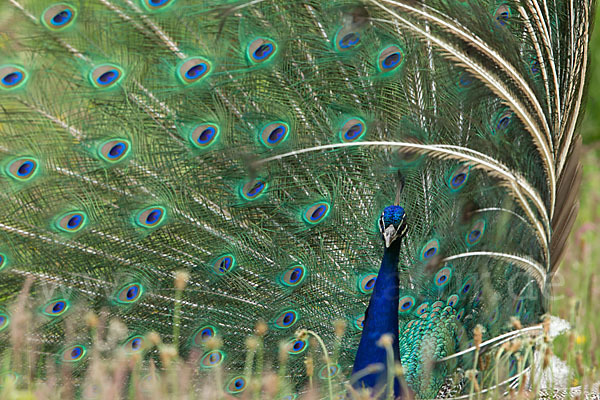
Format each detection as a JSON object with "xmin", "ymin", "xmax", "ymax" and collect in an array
[
  {"xmin": 189, "ymin": 123, "xmax": 220, "ymax": 149},
  {"xmin": 457, "ymin": 72, "xmax": 473, "ymax": 89},
  {"xmin": 227, "ymin": 376, "xmax": 247, "ymax": 394},
  {"xmin": 42, "ymin": 299, "xmax": 69, "ymax": 317},
  {"xmin": 99, "ymin": 139, "xmax": 131, "ymax": 163},
  {"xmin": 457, "ymin": 308, "xmax": 465, "ymax": 320},
  {"xmin": 0, "ymin": 312, "xmax": 9, "ymax": 332},
  {"xmin": 89, "ymin": 64, "xmax": 124, "ymax": 89},
  {"xmin": 466, "ymin": 220, "xmax": 485, "ymax": 246},
  {"xmin": 378, "ymin": 45, "xmax": 404, "ymax": 73},
  {"xmin": 115, "ymin": 282, "xmax": 144, "ymax": 304},
  {"xmin": 447, "ymin": 294, "xmax": 459, "ymax": 307},
  {"xmin": 247, "ymin": 38, "xmax": 277, "ymax": 64},
  {"xmin": 354, "ymin": 314, "xmax": 365, "ymax": 330},
  {"xmin": 274, "ymin": 309, "xmax": 298, "ymax": 329},
  {"xmin": 318, "ymin": 364, "xmax": 340, "ymax": 379},
  {"xmin": 339, "ymin": 118, "xmax": 366, "ymax": 142},
  {"xmin": 494, "ymin": 4, "xmax": 511, "ymax": 27},
  {"xmin": 212, "ymin": 254, "xmax": 235, "ymax": 276},
  {"xmin": 492, "ymin": 109, "xmax": 513, "ymax": 134},
  {"xmin": 288, "ymin": 338, "xmax": 308, "ymax": 355},
  {"xmin": 135, "ymin": 206, "xmax": 166, "ymax": 228},
  {"xmin": 124, "ymin": 335, "xmax": 145, "ymax": 353},
  {"xmin": 514, "ymin": 299, "xmax": 523, "ymax": 314},
  {"xmin": 61, "ymin": 345, "xmax": 86, "ymax": 363},
  {"xmin": 240, "ymin": 178, "xmax": 268, "ymax": 201},
  {"xmin": 416, "ymin": 302, "xmax": 429, "ymax": 315},
  {"xmin": 420, "ymin": 239, "xmax": 439, "ymax": 260},
  {"xmin": 434, "ymin": 266, "xmax": 452, "ymax": 288},
  {"xmin": 201, "ymin": 350, "xmax": 224, "ymax": 368},
  {"xmin": 358, "ymin": 273, "xmax": 377, "ymax": 294},
  {"xmin": 0, "ymin": 65, "xmax": 28, "ymax": 90},
  {"xmin": 303, "ymin": 201, "xmax": 330, "ymax": 225},
  {"xmin": 6, "ymin": 157, "xmax": 39, "ymax": 181},
  {"xmin": 399, "ymin": 295, "xmax": 415, "ymax": 313},
  {"xmin": 142, "ymin": 0, "xmax": 175, "ymax": 11},
  {"xmin": 56, "ymin": 211, "xmax": 88, "ymax": 233},
  {"xmin": 259, "ymin": 122, "xmax": 290, "ymax": 148},
  {"xmin": 335, "ymin": 28, "xmax": 360, "ymax": 52},
  {"xmin": 42, "ymin": 4, "xmax": 77, "ymax": 30},
  {"xmin": 461, "ymin": 277, "xmax": 474, "ymax": 295},
  {"xmin": 447, "ymin": 165, "xmax": 470, "ymax": 191},
  {"xmin": 530, "ymin": 59, "xmax": 540, "ymax": 76},
  {"xmin": 193, "ymin": 325, "xmax": 217, "ymax": 346},
  {"xmin": 280, "ymin": 264, "xmax": 306, "ymax": 287},
  {"xmin": 177, "ymin": 57, "xmax": 211, "ymax": 85}
]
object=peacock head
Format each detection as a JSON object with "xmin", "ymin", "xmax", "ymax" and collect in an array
[{"xmin": 379, "ymin": 205, "xmax": 408, "ymax": 248}]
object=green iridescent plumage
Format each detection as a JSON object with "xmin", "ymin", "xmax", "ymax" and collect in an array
[{"xmin": 0, "ymin": 0, "xmax": 591, "ymax": 398}]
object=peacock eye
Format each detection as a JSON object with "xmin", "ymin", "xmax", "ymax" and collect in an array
[
  {"xmin": 259, "ymin": 122, "xmax": 290, "ymax": 148},
  {"xmin": 318, "ymin": 364, "xmax": 340, "ymax": 379},
  {"xmin": 0, "ymin": 312, "xmax": 9, "ymax": 332},
  {"xmin": 378, "ymin": 45, "xmax": 404, "ymax": 73},
  {"xmin": 240, "ymin": 178, "xmax": 268, "ymax": 201},
  {"xmin": 42, "ymin": 299, "xmax": 69, "ymax": 317},
  {"xmin": 177, "ymin": 57, "xmax": 211, "ymax": 85},
  {"xmin": 339, "ymin": 118, "xmax": 366, "ymax": 143},
  {"xmin": 212, "ymin": 254, "xmax": 236, "ymax": 276},
  {"xmin": 420, "ymin": 239, "xmax": 439, "ymax": 260},
  {"xmin": 280, "ymin": 265, "xmax": 306, "ymax": 287},
  {"xmin": 303, "ymin": 201, "xmax": 330, "ymax": 225},
  {"xmin": 226, "ymin": 376, "xmax": 247, "ymax": 394},
  {"xmin": 247, "ymin": 38, "xmax": 277, "ymax": 64},
  {"xmin": 447, "ymin": 294, "xmax": 459, "ymax": 307},
  {"xmin": 89, "ymin": 64, "xmax": 124, "ymax": 89},
  {"xmin": 189, "ymin": 123, "xmax": 220, "ymax": 149},
  {"xmin": 0, "ymin": 253, "xmax": 7, "ymax": 271},
  {"xmin": 466, "ymin": 220, "xmax": 486, "ymax": 246},
  {"xmin": 6, "ymin": 157, "xmax": 39, "ymax": 181},
  {"xmin": 61, "ymin": 345, "xmax": 86, "ymax": 363},
  {"xmin": 288, "ymin": 338, "xmax": 308, "ymax": 355},
  {"xmin": 447, "ymin": 164, "xmax": 470, "ymax": 191},
  {"xmin": 115, "ymin": 283, "xmax": 144, "ymax": 304},
  {"xmin": 434, "ymin": 266, "xmax": 453, "ymax": 288},
  {"xmin": 399, "ymin": 295, "xmax": 415, "ymax": 313},
  {"xmin": 141, "ymin": 0, "xmax": 175, "ymax": 11},
  {"xmin": 358, "ymin": 273, "xmax": 377, "ymax": 294},
  {"xmin": 56, "ymin": 211, "xmax": 88, "ymax": 233},
  {"xmin": 99, "ymin": 139, "xmax": 131, "ymax": 163},
  {"xmin": 192, "ymin": 325, "xmax": 217, "ymax": 346},
  {"xmin": 456, "ymin": 308, "xmax": 465, "ymax": 320},
  {"xmin": 274, "ymin": 309, "xmax": 298, "ymax": 329},
  {"xmin": 494, "ymin": 4, "xmax": 511, "ymax": 27},
  {"xmin": 201, "ymin": 350, "xmax": 224, "ymax": 368},
  {"xmin": 0, "ymin": 65, "xmax": 28, "ymax": 91},
  {"xmin": 492, "ymin": 109, "xmax": 513, "ymax": 134},
  {"xmin": 457, "ymin": 71, "xmax": 473, "ymax": 89},
  {"xmin": 514, "ymin": 299, "xmax": 523, "ymax": 314},
  {"xmin": 124, "ymin": 335, "xmax": 145, "ymax": 353},
  {"xmin": 135, "ymin": 206, "xmax": 166, "ymax": 228},
  {"xmin": 415, "ymin": 302, "xmax": 429, "ymax": 315},
  {"xmin": 42, "ymin": 3, "xmax": 77, "ymax": 30}
]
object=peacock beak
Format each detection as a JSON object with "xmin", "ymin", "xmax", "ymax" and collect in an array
[{"xmin": 383, "ymin": 225, "xmax": 398, "ymax": 248}]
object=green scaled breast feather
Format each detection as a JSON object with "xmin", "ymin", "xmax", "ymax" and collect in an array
[{"xmin": 0, "ymin": 0, "xmax": 590, "ymax": 399}]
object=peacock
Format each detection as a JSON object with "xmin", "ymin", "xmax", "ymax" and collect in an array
[{"xmin": 0, "ymin": 0, "xmax": 592, "ymax": 398}]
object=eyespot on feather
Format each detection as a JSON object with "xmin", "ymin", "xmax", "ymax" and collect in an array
[
  {"xmin": 339, "ymin": 118, "xmax": 366, "ymax": 142},
  {"xmin": 42, "ymin": 3, "xmax": 77, "ymax": 30},
  {"xmin": 201, "ymin": 350, "xmax": 224, "ymax": 368},
  {"xmin": 303, "ymin": 201, "xmax": 330, "ymax": 225},
  {"xmin": 0, "ymin": 65, "xmax": 28, "ymax": 91},
  {"xmin": 399, "ymin": 295, "xmax": 415, "ymax": 313},
  {"xmin": 0, "ymin": 312, "xmax": 9, "ymax": 332},
  {"xmin": 494, "ymin": 4, "xmax": 511, "ymax": 27},
  {"xmin": 434, "ymin": 265, "xmax": 452, "ymax": 288},
  {"xmin": 61, "ymin": 345, "xmax": 86, "ymax": 363},
  {"xmin": 115, "ymin": 282, "xmax": 144, "ymax": 304},
  {"xmin": 466, "ymin": 219, "xmax": 485, "ymax": 246},
  {"xmin": 55, "ymin": 211, "xmax": 88, "ymax": 233},
  {"xmin": 280, "ymin": 264, "xmax": 306, "ymax": 287},
  {"xmin": 177, "ymin": 57, "xmax": 211, "ymax": 85},
  {"xmin": 124, "ymin": 335, "xmax": 145, "ymax": 353},
  {"xmin": 212, "ymin": 254, "xmax": 235, "ymax": 275},
  {"xmin": 135, "ymin": 206, "xmax": 166, "ymax": 228},
  {"xmin": 6, "ymin": 157, "xmax": 39, "ymax": 181},
  {"xmin": 42, "ymin": 299, "xmax": 69, "ymax": 317},
  {"xmin": 89, "ymin": 64, "xmax": 124, "ymax": 89},
  {"xmin": 274, "ymin": 309, "xmax": 298, "ymax": 329},
  {"xmin": 354, "ymin": 314, "xmax": 365, "ymax": 330},
  {"xmin": 247, "ymin": 38, "xmax": 277, "ymax": 64},
  {"xmin": 334, "ymin": 27, "xmax": 360, "ymax": 52},
  {"xmin": 447, "ymin": 165, "xmax": 470, "ymax": 191},
  {"xmin": 318, "ymin": 364, "xmax": 340, "ymax": 379},
  {"xmin": 259, "ymin": 122, "xmax": 290, "ymax": 148},
  {"xmin": 288, "ymin": 338, "xmax": 308, "ymax": 355},
  {"xmin": 141, "ymin": 0, "xmax": 175, "ymax": 11},
  {"xmin": 193, "ymin": 325, "xmax": 217, "ymax": 346},
  {"xmin": 226, "ymin": 376, "xmax": 247, "ymax": 394},
  {"xmin": 189, "ymin": 123, "xmax": 219, "ymax": 149},
  {"xmin": 358, "ymin": 273, "xmax": 377, "ymax": 294},
  {"xmin": 240, "ymin": 178, "xmax": 268, "ymax": 201},
  {"xmin": 447, "ymin": 294, "xmax": 459, "ymax": 307},
  {"xmin": 420, "ymin": 239, "xmax": 439, "ymax": 260},
  {"xmin": 99, "ymin": 139, "xmax": 131, "ymax": 163},
  {"xmin": 378, "ymin": 45, "xmax": 404, "ymax": 73}
]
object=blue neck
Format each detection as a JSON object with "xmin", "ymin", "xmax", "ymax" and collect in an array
[{"xmin": 351, "ymin": 240, "xmax": 404, "ymax": 398}]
